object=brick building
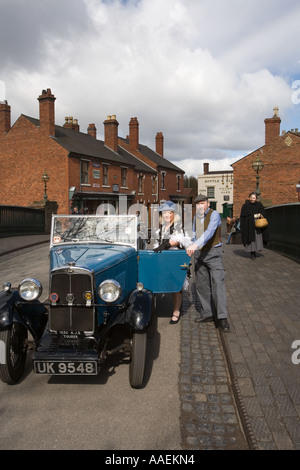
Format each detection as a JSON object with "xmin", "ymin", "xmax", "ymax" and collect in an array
[
  {"xmin": 232, "ymin": 107, "xmax": 300, "ymax": 217},
  {"xmin": 0, "ymin": 89, "xmax": 185, "ymax": 216},
  {"xmin": 197, "ymin": 162, "xmax": 233, "ymax": 215}
]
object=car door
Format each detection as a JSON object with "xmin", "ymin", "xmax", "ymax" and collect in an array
[{"xmin": 138, "ymin": 250, "xmax": 190, "ymax": 293}]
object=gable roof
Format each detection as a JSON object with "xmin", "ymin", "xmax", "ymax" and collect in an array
[
  {"xmin": 23, "ymin": 115, "xmax": 156, "ymax": 174},
  {"xmin": 232, "ymin": 130, "xmax": 300, "ymax": 167},
  {"xmin": 119, "ymin": 137, "xmax": 184, "ymax": 173}
]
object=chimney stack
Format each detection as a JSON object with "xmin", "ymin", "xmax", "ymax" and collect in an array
[
  {"xmin": 38, "ymin": 88, "xmax": 56, "ymax": 136},
  {"xmin": 203, "ymin": 163, "xmax": 209, "ymax": 174},
  {"xmin": 87, "ymin": 123, "xmax": 97, "ymax": 139},
  {"xmin": 63, "ymin": 116, "xmax": 79, "ymax": 132},
  {"xmin": 129, "ymin": 117, "xmax": 139, "ymax": 151},
  {"xmin": 0, "ymin": 100, "xmax": 11, "ymax": 135},
  {"xmin": 264, "ymin": 106, "xmax": 281, "ymax": 145},
  {"xmin": 104, "ymin": 115, "xmax": 119, "ymax": 152},
  {"xmin": 155, "ymin": 132, "xmax": 164, "ymax": 157}
]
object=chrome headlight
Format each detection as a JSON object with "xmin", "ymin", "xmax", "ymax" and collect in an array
[
  {"xmin": 98, "ymin": 280, "xmax": 121, "ymax": 303},
  {"xmin": 18, "ymin": 278, "xmax": 42, "ymax": 301}
]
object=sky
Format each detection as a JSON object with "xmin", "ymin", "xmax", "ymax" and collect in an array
[{"xmin": 1, "ymin": 0, "xmax": 300, "ymax": 176}]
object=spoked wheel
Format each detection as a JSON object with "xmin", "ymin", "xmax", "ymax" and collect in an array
[
  {"xmin": 0, "ymin": 323, "xmax": 28, "ymax": 385},
  {"xmin": 129, "ymin": 331, "xmax": 147, "ymax": 389}
]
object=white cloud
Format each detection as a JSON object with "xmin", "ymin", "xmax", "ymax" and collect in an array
[{"xmin": 1, "ymin": 0, "xmax": 299, "ymax": 176}]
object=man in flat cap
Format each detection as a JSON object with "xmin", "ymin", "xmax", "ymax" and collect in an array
[{"xmin": 186, "ymin": 194, "xmax": 230, "ymax": 332}]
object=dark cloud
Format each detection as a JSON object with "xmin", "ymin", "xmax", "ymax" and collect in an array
[{"xmin": 0, "ymin": 0, "xmax": 92, "ymax": 71}]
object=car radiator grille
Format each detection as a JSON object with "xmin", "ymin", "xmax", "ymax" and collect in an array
[{"xmin": 49, "ymin": 271, "xmax": 95, "ymax": 333}]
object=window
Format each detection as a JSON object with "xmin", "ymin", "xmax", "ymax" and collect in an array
[
  {"xmin": 207, "ymin": 187, "xmax": 215, "ymax": 198},
  {"xmin": 81, "ymin": 160, "xmax": 89, "ymax": 184},
  {"xmin": 121, "ymin": 167, "xmax": 127, "ymax": 188},
  {"xmin": 103, "ymin": 164, "xmax": 109, "ymax": 186},
  {"xmin": 152, "ymin": 176, "xmax": 157, "ymax": 195},
  {"xmin": 161, "ymin": 171, "xmax": 166, "ymax": 190},
  {"xmin": 177, "ymin": 175, "xmax": 181, "ymax": 191},
  {"xmin": 138, "ymin": 174, "xmax": 144, "ymax": 193}
]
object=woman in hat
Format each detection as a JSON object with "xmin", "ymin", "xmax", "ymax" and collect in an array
[{"xmin": 154, "ymin": 201, "xmax": 191, "ymax": 324}]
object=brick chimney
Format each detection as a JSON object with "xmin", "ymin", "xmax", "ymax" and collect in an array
[
  {"xmin": 203, "ymin": 163, "xmax": 209, "ymax": 174},
  {"xmin": 87, "ymin": 123, "xmax": 97, "ymax": 138},
  {"xmin": 0, "ymin": 100, "xmax": 11, "ymax": 135},
  {"xmin": 155, "ymin": 132, "xmax": 164, "ymax": 157},
  {"xmin": 264, "ymin": 106, "xmax": 281, "ymax": 145},
  {"xmin": 104, "ymin": 115, "xmax": 119, "ymax": 152},
  {"xmin": 63, "ymin": 116, "xmax": 80, "ymax": 132},
  {"xmin": 129, "ymin": 117, "xmax": 139, "ymax": 151},
  {"xmin": 38, "ymin": 88, "xmax": 56, "ymax": 136}
]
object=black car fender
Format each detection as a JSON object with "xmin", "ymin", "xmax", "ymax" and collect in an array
[
  {"xmin": 0, "ymin": 288, "xmax": 47, "ymax": 339},
  {"xmin": 126, "ymin": 289, "xmax": 153, "ymax": 331},
  {"xmin": 0, "ymin": 289, "xmax": 24, "ymax": 327}
]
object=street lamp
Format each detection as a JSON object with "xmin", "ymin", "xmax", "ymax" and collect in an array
[
  {"xmin": 296, "ymin": 181, "xmax": 300, "ymax": 202},
  {"xmin": 42, "ymin": 170, "xmax": 49, "ymax": 202},
  {"xmin": 252, "ymin": 155, "xmax": 264, "ymax": 199}
]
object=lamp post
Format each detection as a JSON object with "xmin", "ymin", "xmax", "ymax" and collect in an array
[
  {"xmin": 42, "ymin": 170, "xmax": 49, "ymax": 203},
  {"xmin": 252, "ymin": 155, "xmax": 264, "ymax": 199},
  {"xmin": 296, "ymin": 181, "xmax": 300, "ymax": 202}
]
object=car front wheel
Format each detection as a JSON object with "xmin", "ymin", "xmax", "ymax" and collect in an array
[
  {"xmin": 129, "ymin": 331, "xmax": 147, "ymax": 389},
  {"xmin": 0, "ymin": 323, "xmax": 28, "ymax": 385}
]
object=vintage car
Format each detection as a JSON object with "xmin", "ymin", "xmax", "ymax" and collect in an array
[{"xmin": 0, "ymin": 215, "xmax": 190, "ymax": 388}]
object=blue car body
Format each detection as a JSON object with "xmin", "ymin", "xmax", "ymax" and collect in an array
[{"xmin": 0, "ymin": 215, "xmax": 189, "ymax": 387}]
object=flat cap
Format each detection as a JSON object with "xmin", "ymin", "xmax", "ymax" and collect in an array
[{"xmin": 194, "ymin": 193, "xmax": 208, "ymax": 203}]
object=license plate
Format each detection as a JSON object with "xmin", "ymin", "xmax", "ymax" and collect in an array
[{"xmin": 34, "ymin": 361, "xmax": 97, "ymax": 375}]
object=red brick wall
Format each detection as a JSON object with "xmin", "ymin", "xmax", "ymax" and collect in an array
[
  {"xmin": 0, "ymin": 116, "xmax": 69, "ymax": 213},
  {"xmin": 233, "ymin": 133, "xmax": 300, "ymax": 217}
]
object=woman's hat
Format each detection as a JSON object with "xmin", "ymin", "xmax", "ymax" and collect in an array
[{"xmin": 158, "ymin": 200, "xmax": 179, "ymax": 213}]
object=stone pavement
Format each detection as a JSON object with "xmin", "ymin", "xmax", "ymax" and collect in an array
[
  {"xmin": 1, "ymin": 231, "xmax": 300, "ymax": 450},
  {"xmin": 180, "ymin": 234, "xmax": 300, "ymax": 451},
  {"xmin": 0, "ymin": 234, "xmax": 49, "ymax": 256}
]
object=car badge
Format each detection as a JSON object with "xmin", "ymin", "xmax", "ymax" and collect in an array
[
  {"xmin": 84, "ymin": 291, "xmax": 93, "ymax": 306},
  {"xmin": 84, "ymin": 291, "xmax": 93, "ymax": 301},
  {"xmin": 50, "ymin": 292, "xmax": 58, "ymax": 304},
  {"xmin": 66, "ymin": 293, "xmax": 75, "ymax": 305}
]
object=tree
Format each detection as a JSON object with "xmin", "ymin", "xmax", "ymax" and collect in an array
[{"xmin": 184, "ymin": 176, "xmax": 197, "ymax": 190}]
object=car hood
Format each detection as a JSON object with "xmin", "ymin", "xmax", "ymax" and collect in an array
[{"xmin": 50, "ymin": 244, "xmax": 136, "ymax": 274}]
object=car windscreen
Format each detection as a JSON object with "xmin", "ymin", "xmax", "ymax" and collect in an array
[{"xmin": 51, "ymin": 215, "xmax": 137, "ymax": 248}]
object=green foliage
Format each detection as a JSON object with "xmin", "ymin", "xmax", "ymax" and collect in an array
[{"xmin": 184, "ymin": 175, "xmax": 197, "ymax": 190}]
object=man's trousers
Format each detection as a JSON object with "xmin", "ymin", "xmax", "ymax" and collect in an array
[{"xmin": 194, "ymin": 246, "xmax": 228, "ymax": 320}]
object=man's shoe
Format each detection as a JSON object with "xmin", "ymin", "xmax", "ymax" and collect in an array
[
  {"xmin": 218, "ymin": 319, "xmax": 230, "ymax": 332},
  {"xmin": 194, "ymin": 316, "xmax": 214, "ymax": 324}
]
